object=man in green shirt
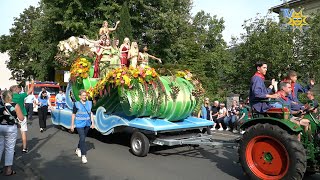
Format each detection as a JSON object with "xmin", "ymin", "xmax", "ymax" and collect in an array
[{"xmin": 10, "ymin": 80, "xmax": 34, "ymax": 153}]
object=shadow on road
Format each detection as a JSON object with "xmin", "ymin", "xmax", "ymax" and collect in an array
[{"xmin": 37, "ymin": 152, "xmax": 104, "ymax": 180}]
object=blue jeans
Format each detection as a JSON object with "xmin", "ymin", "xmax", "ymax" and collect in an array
[
  {"xmin": 76, "ymin": 126, "xmax": 90, "ymax": 155},
  {"xmin": 0, "ymin": 125, "xmax": 17, "ymax": 166},
  {"xmin": 224, "ymin": 115, "xmax": 237, "ymax": 127}
]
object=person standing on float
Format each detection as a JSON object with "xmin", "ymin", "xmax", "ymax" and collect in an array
[
  {"xmin": 128, "ymin": 41, "xmax": 139, "ymax": 68},
  {"xmin": 119, "ymin": 37, "xmax": 130, "ymax": 67},
  {"xmin": 99, "ymin": 20, "xmax": 120, "ymax": 40},
  {"xmin": 139, "ymin": 45, "xmax": 162, "ymax": 68},
  {"xmin": 110, "ymin": 38, "xmax": 121, "ymax": 68}
]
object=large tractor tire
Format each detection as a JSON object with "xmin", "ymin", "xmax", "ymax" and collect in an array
[{"xmin": 239, "ymin": 123, "xmax": 306, "ymax": 180}]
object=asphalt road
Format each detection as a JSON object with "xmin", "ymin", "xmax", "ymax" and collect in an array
[{"xmin": 1, "ymin": 115, "xmax": 320, "ymax": 180}]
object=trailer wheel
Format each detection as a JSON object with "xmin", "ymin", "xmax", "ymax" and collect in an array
[
  {"xmin": 239, "ymin": 123, "xmax": 306, "ymax": 180},
  {"xmin": 130, "ymin": 131, "xmax": 150, "ymax": 157}
]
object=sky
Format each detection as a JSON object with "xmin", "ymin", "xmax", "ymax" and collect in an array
[
  {"xmin": 191, "ymin": 0, "xmax": 282, "ymax": 43},
  {"xmin": 0, "ymin": 0, "xmax": 283, "ymax": 43}
]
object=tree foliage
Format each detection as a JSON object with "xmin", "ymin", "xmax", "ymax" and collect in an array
[{"xmin": 115, "ymin": 2, "xmax": 133, "ymax": 42}]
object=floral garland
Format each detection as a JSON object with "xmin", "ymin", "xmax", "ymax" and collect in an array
[
  {"xmin": 87, "ymin": 66, "xmax": 159, "ymax": 98},
  {"xmin": 175, "ymin": 70, "xmax": 205, "ymax": 99},
  {"xmin": 70, "ymin": 57, "xmax": 91, "ymax": 82}
]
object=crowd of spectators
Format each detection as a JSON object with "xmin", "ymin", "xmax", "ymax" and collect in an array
[{"xmin": 198, "ymin": 98, "xmax": 250, "ymax": 134}]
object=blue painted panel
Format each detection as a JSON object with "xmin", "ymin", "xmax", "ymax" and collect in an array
[{"xmin": 51, "ymin": 107, "xmax": 213, "ymax": 135}]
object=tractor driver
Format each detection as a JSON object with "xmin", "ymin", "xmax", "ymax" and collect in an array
[
  {"xmin": 249, "ymin": 61, "xmax": 279, "ymax": 113},
  {"xmin": 275, "ymin": 81, "xmax": 310, "ymax": 141}
]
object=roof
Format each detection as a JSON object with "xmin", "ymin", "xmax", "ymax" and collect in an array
[{"xmin": 270, "ymin": 0, "xmax": 318, "ymax": 14}]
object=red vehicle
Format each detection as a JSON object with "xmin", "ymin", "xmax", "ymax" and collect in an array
[{"xmin": 26, "ymin": 81, "xmax": 60, "ymax": 112}]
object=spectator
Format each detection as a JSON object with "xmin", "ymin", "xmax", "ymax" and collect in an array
[
  {"xmin": 213, "ymin": 103, "xmax": 227, "ymax": 131},
  {"xmin": 237, "ymin": 101, "xmax": 249, "ymax": 134},
  {"xmin": 210, "ymin": 101, "xmax": 220, "ymax": 131},
  {"xmin": 197, "ymin": 97, "xmax": 212, "ymax": 121},
  {"xmin": 10, "ymin": 81, "xmax": 34, "ymax": 153},
  {"xmin": 224, "ymin": 100, "xmax": 239, "ymax": 131},
  {"xmin": 25, "ymin": 93, "xmax": 36, "ymax": 120},
  {"xmin": 71, "ymin": 90, "xmax": 95, "ymax": 164},
  {"xmin": 0, "ymin": 90, "xmax": 24, "ymax": 176},
  {"xmin": 249, "ymin": 61, "xmax": 279, "ymax": 113},
  {"xmin": 37, "ymin": 91, "xmax": 52, "ymax": 132}
]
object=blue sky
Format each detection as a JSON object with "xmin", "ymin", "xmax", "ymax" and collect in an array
[{"xmin": 0, "ymin": 0, "xmax": 282, "ymax": 43}]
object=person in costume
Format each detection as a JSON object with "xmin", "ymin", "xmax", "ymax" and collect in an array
[
  {"xmin": 282, "ymin": 70, "xmax": 315, "ymax": 111},
  {"xmin": 97, "ymin": 39, "xmax": 113, "ymax": 77},
  {"xmin": 119, "ymin": 37, "xmax": 130, "ymax": 67},
  {"xmin": 128, "ymin": 41, "xmax": 139, "ymax": 68},
  {"xmin": 99, "ymin": 20, "xmax": 120, "ymax": 40},
  {"xmin": 71, "ymin": 90, "xmax": 95, "ymax": 164},
  {"xmin": 110, "ymin": 38, "xmax": 121, "ymax": 69},
  {"xmin": 139, "ymin": 46, "xmax": 162, "ymax": 68},
  {"xmin": 83, "ymin": 36, "xmax": 106, "ymax": 78},
  {"xmin": 249, "ymin": 61, "xmax": 279, "ymax": 113}
]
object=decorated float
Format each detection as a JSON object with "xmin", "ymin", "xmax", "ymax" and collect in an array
[{"xmin": 51, "ymin": 27, "xmax": 232, "ymax": 157}]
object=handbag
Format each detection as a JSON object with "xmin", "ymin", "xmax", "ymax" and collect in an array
[{"xmin": 3, "ymin": 104, "xmax": 21, "ymax": 128}]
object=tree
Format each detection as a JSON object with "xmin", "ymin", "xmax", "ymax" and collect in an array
[
  {"xmin": 230, "ymin": 15, "xmax": 297, "ymax": 96},
  {"xmin": 115, "ymin": 2, "xmax": 133, "ymax": 42},
  {"xmin": 0, "ymin": 6, "xmax": 41, "ymax": 81}
]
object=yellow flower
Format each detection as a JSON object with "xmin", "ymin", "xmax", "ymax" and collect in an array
[
  {"xmin": 123, "ymin": 75, "xmax": 131, "ymax": 86},
  {"xmin": 146, "ymin": 70, "xmax": 152, "ymax": 76}
]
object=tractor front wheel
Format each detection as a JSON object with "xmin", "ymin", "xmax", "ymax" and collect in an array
[{"xmin": 239, "ymin": 123, "xmax": 306, "ymax": 180}]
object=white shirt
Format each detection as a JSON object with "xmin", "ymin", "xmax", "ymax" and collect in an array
[{"xmin": 25, "ymin": 94, "xmax": 35, "ymax": 104}]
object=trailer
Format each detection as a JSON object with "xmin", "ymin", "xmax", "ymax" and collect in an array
[{"xmin": 51, "ymin": 83, "xmax": 238, "ymax": 157}]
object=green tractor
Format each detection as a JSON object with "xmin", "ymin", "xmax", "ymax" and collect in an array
[{"xmin": 239, "ymin": 103, "xmax": 320, "ymax": 179}]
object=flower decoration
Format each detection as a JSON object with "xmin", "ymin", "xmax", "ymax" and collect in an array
[
  {"xmin": 176, "ymin": 70, "xmax": 192, "ymax": 80},
  {"xmin": 88, "ymin": 65, "xmax": 159, "ymax": 98},
  {"xmin": 176, "ymin": 70, "xmax": 205, "ymax": 99},
  {"xmin": 70, "ymin": 57, "xmax": 91, "ymax": 82}
]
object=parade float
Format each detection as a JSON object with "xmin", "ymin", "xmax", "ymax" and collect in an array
[{"xmin": 50, "ymin": 34, "xmax": 230, "ymax": 157}]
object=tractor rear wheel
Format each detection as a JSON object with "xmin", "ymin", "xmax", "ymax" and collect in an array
[{"xmin": 239, "ymin": 123, "xmax": 306, "ymax": 180}]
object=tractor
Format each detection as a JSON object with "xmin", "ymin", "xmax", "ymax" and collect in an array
[{"xmin": 239, "ymin": 101, "xmax": 320, "ymax": 179}]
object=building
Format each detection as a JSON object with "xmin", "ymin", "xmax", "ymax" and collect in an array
[
  {"xmin": 0, "ymin": 53, "xmax": 17, "ymax": 90},
  {"xmin": 271, "ymin": 0, "xmax": 320, "ymax": 15}
]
